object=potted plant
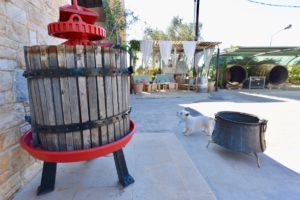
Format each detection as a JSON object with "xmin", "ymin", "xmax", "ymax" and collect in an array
[
  {"xmin": 207, "ymin": 67, "xmax": 216, "ymax": 92},
  {"xmin": 133, "ymin": 80, "xmax": 144, "ymax": 94},
  {"xmin": 207, "ymin": 78, "xmax": 215, "ymax": 93}
]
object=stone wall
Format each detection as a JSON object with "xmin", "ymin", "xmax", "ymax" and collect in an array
[{"xmin": 0, "ymin": 0, "xmax": 68, "ymax": 199}]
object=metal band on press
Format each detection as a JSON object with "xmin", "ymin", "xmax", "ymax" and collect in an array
[
  {"xmin": 36, "ymin": 107, "xmax": 131, "ymax": 134},
  {"xmin": 23, "ymin": 67, "xmax": 129, "ymax": 79}
]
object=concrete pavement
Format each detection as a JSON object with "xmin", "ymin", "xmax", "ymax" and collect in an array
[{"xmin": 14, "ymin": 89, "xmax": 300, "ymax": 200}]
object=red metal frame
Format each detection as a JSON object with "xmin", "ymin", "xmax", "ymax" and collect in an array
[
  {"xmin": 20, "ymin": 120, "xmax": 135, "ymax": 163},
  {"xmin": 47, "ymin": 0, "xmax": 106, "ymax": 45}
]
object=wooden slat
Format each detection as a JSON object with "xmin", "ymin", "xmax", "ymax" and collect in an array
[
  {"xmin": 33, "ymin": 46, "xmax": 50, "ymax": 150},
  {"xmin": 110, "ymin": 48, "xmax": 121, "ymax": 140},
  {"xmin": 65, "ymin": 45, "xmax": 81, "ymax": 150},
  {"xmin": 95, "ymin": 46, "xmax": 108, "ymax": 145},
  {"xmin": 122, "ymin": 49, "xmax": 130, "ymax": 133},
  {"xmin": 40, "ymin": 45, "xmax": 59, "ymax": 151},
  {"xmin": 85, "ymin": 45, "xmax": 99, "ymax": 147},
  {"xmin": 49, "ymin": 45, "xmax": 65, "ymax": 151},
  {"xmin": 56, "ymin": 45, "xmax": 69, "ymax": 151},
  {"xmin": 24, "ymin": 47, "xmax": 38, "ymax": 147},
  {"xmin": 103, "ymin": 48, "xmax": 115, "ymax": 143},
  {"xmin": 120, "ymin": 49, "xmax": 127, "ymax": 134},
  {"xmin": 27, "ymin": 47, "xmax": 44, "ymax": 146},
  {"xmin": 76, "ymin": 45, "xmax": 91, "ymax": 149},
  {"xmin": 115, "ymin": 49, "xmax": 124, "ymax": 138}
]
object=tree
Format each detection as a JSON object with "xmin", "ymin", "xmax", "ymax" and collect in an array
[
  {"xmin": 103, "ymin": 0, "xmax": 138, "ymax": 44},
  {"xmin": 143, "ymin": 16, "xmax": 202, "ymax": 40}
]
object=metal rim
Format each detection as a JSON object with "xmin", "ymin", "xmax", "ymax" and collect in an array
[
  {"xmin": 215, "ymin": 111, "xmax": 264, "ymax": 126},
  {"xmin": 19, "ymin": 120, "xmax": 135, "ymax": 163}
]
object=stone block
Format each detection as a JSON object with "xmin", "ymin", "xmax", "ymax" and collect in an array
[
  {"xmin": 0, "ymin": 153, "xmax": 9, "ymax": 173},
  {"xmin": 0, "ymin": 59, "xmax": 17, "ymax": 71},
  {"xmin": 27, "ymin": 5, "xmax": 43, "ymax": 29},
  {"xmin": 0, "ymin": 1, "xmax": 5, "ymax": 16},
  {"xmin": 16, "ymin": 47, "xmax": 26, "ymax": 68},
  {"xmin": 37, "ymin": 28, "xmax": 50, "ymax": 44},
  {"xmin": 0, "ymin": 46, "xmax": 17, "ymax": 60},
  {"xmin": 0, "ymin": 71, "xmax": 13, "ymax": 92},
  {"xmin": 0, "ymin": 172, "xmax": 21, "ymax": 200},
  {"xmin": 10, "ymin": 147, "xmax": 31, "ymax": 173},
  {"xmin": 5, "ymin": 90, "xmax": 14, "ymax": 104},
  {"xmin": 0, "ymin": 107, "xmax": 25, "ymax": 133},
  {"xmin": 29, "ymin": 30, "xmax": 37, "ymax": 45},
  {"xmin": 0, "ymin": 15, "xmax": 6, "ymax": 36},
  {"xmin": 0, "ymin": 37, "xmax": 20, "ymax": 50},
  {"xmin": 0, "ymin": 127, "xmax": 19, "ymax": 151},
  {"xmin": 29, "ymin": 0, "xmax": 44, "ymax": 9},
  {"xmin": 15, "ymin": 69, "xmax": 28, "ymax": 102},
  {"xmin": 21, "ymin": 162, "xmax": 41, "ymax": 185},
  {"xmin": 5, "ymin": 2, "xmax": 27, "ymax": 25},
  {"xmin": 6, "ymin": 19, "xmax": 29, "ymax": 43},
  {"xmin": 0, "ymin": 170, "xmax": 10, "ymax": 185},
  {"xmin": 0, "ymin": 92, "xmax": 4, "ymax": 106}
]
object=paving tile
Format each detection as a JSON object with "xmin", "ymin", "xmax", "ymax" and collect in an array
[{"xmin": 14, "ymin": 133, "xmax": 215, "ymax": 200}]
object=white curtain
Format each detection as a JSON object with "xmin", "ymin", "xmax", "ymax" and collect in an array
[
  {"xmin": 140, "ymin": 40, "xmax": 153, "ymax": 67},
  {"xmin": 182, "ymin": 41, "xmax": 196, "ymax": 67},
  {"xmin": 203, "ymin": 47, "xmax": 216, "ymax": 75},
  {"xmin": 159, "ymin": 41, "xmax": 173, "ymax": 66},
  {"xmin": 195, "ymin": 52, "xmax": 204, "ymax": 67},
  {"xmin": 172, "ymin": 48, "xmax": 178, "ymax": 68},
  {"xmin": 195, "ymin": 52, "xmax": 204, "ymax": 76}
]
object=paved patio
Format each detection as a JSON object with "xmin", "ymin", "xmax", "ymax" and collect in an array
[{"xmin": 14, "ymin": 89, "xmax": 300, "ymax": 200}]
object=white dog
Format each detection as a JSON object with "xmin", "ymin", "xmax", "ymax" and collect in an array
[{"xmin": 177, "ymin": 109, "xmax": 215, "ymax": 136}]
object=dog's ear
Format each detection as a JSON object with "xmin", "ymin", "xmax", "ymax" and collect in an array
[{"xmin": 185, "ymin": 113, "xmax": 189, "ymax": 116}]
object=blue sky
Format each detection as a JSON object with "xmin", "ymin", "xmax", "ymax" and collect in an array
[{"xmin": 125, "ymin": 0, "xmax": 300, "ymax": 49}]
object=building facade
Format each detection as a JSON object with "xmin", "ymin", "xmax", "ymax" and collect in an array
[{"xmin": 0, "ymin": 1, "xmax": 68, "ymax": 199}]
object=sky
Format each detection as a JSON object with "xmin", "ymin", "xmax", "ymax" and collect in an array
[{"xmin": 124, "ymin": 0, "xmax": 300, "ymax": 49}]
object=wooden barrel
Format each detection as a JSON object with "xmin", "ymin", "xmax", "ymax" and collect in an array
[
  {"xmin": 24, "ymin": 45, "xmax": 130, "ymax": 151},
  {"xmin": 249, "ymin": 64, "xmax": 288, "ymax": 85}
]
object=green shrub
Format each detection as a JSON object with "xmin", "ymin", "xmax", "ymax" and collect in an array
[{"xmin": 288, "ymin": 65, "xmax": 300, "ymax": 84}]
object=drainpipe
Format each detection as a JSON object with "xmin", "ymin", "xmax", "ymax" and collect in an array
[
  {"xmin": 193, "ymin": 0, "xmax": 200, "ymax": 78},
  {"xmin": 215, "ymin": 47, "xmax": 220, "ymax": 91}
]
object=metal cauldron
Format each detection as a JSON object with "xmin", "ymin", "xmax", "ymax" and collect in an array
[{"xmin": 207, "ymin": 111, "xmax": 267, "ymax": 167}]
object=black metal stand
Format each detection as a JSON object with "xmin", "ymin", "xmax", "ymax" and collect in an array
[
  {"xmin": 113, "ymin": 149, "xmax": 135, "ymax": 186},
  {"xmin": 36, "ymin": 148, "xmax": 134, "ymax": 195},
  {"xmin": 37, "ymin": 162, "xmax": 57, "ymax": 195},
  {"xmin": 207, "ymin": 141, "xmax": 262, "ymax": 168}
]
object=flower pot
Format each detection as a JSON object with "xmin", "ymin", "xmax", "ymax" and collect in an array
[
  {"xmin": 133, "ymin": 83, "xmax": 143, "ymax": 94},
  {"xmin": 207, "ymin": 81, "xmax": 216, "ymax": 92}
]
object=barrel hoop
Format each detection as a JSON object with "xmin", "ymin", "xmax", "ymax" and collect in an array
[
  {"xmin": 36, "ymin": 107, "xmax": 131, "ymax": 134},
  {"xmin": 23, "ymin": 67, "xmax": 129, "ymax": 79}
]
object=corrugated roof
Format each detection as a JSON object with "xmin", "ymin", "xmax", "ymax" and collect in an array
[
  {"xmin": 222, "ymin": 46, "xmax": 300, "ymax": 56},
  {"xmin": 217, "ymin": 46, "xmax": 300, "ymax": 66}
]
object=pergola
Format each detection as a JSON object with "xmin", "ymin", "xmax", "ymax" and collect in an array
[{"xmin": 151, "ymin": 40, "xmax": 221, "ymax": 53}]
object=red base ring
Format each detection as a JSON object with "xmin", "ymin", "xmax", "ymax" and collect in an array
[{"xmin": 20, "ymin": 120, "xmax": 135, "ymax": 163}]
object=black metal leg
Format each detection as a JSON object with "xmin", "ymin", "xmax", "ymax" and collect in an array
[
  {"xmin": 37, "ymin": 162, "xmax": 57, "ymax": 195},
  {"xmin": 113, "ymin": 149, "xmax": 134, "ymax": 187},
  {"xmin": 206, "ymin": 140, "xmax": 214, "ymax": 148},
  {"xmin": 254, "ymin": 153, "xmax": 261, "ymax": 168}
]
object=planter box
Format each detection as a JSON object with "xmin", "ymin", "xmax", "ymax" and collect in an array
[{"xmin": 133, "ymin": 83, "xmax": 143, "ymax": 94}]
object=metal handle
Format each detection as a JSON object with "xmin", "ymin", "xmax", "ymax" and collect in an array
[
  {"xmin": 259, "ymin": 119, "xmax": 268, "ymax": 152},
  {"xmin": 260, "ymin": 119, "xmax": 268, "ymax": 133}
]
